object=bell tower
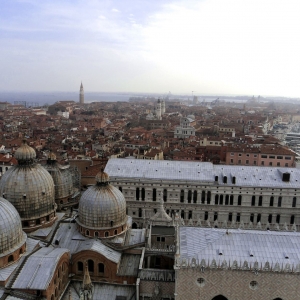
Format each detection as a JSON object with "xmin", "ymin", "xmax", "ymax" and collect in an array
[{"xmin": 79, "ymin": 82, "xmax": 84, "ymax": 104}]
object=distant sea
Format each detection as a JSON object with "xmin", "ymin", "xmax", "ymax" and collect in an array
[{"xmin": 0, "ymin": 92, "xmax": 136, "ymax": 105}]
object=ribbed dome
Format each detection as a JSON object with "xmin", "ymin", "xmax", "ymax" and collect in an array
[
  {"xmin": 78, "ymin": 171, "xmax": 127, "ymax": 229},
  {"xmin": 0, "ymin": 198, "xmax": 26, "ymax": 256},
  {"xmin": 0, "ymin": 165, "xmax": 55, "ymax": 222},
  {"xmin": 14, "ymin": 140, "xmax": 36, "ymax": 163},
  {"xmin": 44, "ymin": 159, "xmax": 74, "ymax": 201}
]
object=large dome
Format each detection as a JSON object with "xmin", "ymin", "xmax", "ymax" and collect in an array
[
  {"xmin": 0, "ymin": 141, "xmax": 56, "ymax": 231},
  {"xmin": 78, "ymin": 171, "xmax": 127, "ymax": 231},
  {"xmin": 0, "ymin": 197, "xmax": 26, "ymax": 256}
]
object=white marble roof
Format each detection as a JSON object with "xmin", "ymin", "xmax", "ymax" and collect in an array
[
  {"xmin": 180, "ymin": 227, "xmax": 300, "ymax": 269},
  {"xmin": 105, "ymin": 158, "xmax": 300, "ymax": 188}
]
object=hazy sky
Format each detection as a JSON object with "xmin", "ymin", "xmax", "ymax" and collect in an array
[{"xmin": 1, "ymin": 0, "xmax": 300, "ymax": 97}]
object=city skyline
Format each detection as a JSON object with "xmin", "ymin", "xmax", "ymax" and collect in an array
[{"xmin": 1, "ymin": 0, "xmax": 300, "ymax": 97}]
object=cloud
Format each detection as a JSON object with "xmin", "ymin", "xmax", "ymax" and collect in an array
[{"xmin": 111, "ymin": 8, "xmax": 120, "ymax": 13}]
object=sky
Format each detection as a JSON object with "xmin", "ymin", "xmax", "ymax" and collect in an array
[{"xmin": 1, "ymin": 0, "xmax": 300, "ymax": 97}]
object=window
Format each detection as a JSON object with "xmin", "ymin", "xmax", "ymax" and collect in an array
[
  {"xmin": 188, "ymin": 211, "xmax": 192, "ymax": 219},
  {"xmin": 207, "ymin": 191, "xmax": 211, "ymax": 204},
  {"xmin": 230, "ymin": 195, "xmax": 234, "ymax": 205},
  {"xmin": 98, "ymin": 263, "xmax": 104, "ymax": 273},
  {"xmin": 246, "ymin": 160, "xmax": 249, "ymax": 165},
  {"xmin": 257, "ymin": 214, "xmax": 261, "ymax": 223},
  {"xmin": 258, "ymin": 196, "xmax": 262, "ymax": 206},
  {"xmin": 238, "ymin": 160, "xmax": 241, "ymax": 164},
  {"xmin": 278, "ymin": 196, "xmax": 282, "ymax": 207},
  {"xmin": 268, "ymin": 214, "xmax": 272, "ymax": 223},
  {"xmin": 225, "ymin": 195, "xmax": 229, "ymax": 205},
  {"xmin": 276, "ymin": 214, "xmax": 280, "ymax": 224},
  {"xmin": 277, "ymin": 162, "xmax": 280, "ymax": 167},
  {"xmin": 105, "ymin": 231, "xmax": 109, "ymax": 237},
  {"xmin": 142, "ymin": 188, "xmax": 145, "ymax": 200},
  {"xmin": 261, "ymin": 155, "xmax": 267, "ymax": 158},
  {"xmin": 277, "ymin": 156, "xmax": 283, "ymax": 159},
  {"xmin": 194, "ymin": 191, "xmax": 198, "ymax": 203},
  {"xmin": 228, "ymin": 213, "xmax": 232, "ymax": 222},
  {"xmin": 238, "ymin": 153, "xmax": 242, "ymax": 157},
  {"xmin": 290, "ymin": 215, "xmax": 295, "ymax": 224},
  {"xmin": 269, "ymin": 162, "xmax": 272, "ymax": 166},
  {"xmin": 292, "ymin": 197, "xmax": 297, "ymax": 208},
  {"xmin": 136, "ymin": 188, "xmax": 140, "ymax": 200},
  {"xmin": 219, "ymin": 195, "xmax": 223, "ymax": 205},
  {"xmin": 188, "ymin": 190, "xmax": 192, "ymax": 203},
  {"xmin": 157, "ymin": 237, "xmax": 161, "ymax": 242},
  {"xmin": 250, "ymin": 214, "xmax": 254, "ymax": 222},
  {"xmin": 180, "ymin": 190, "xmax": 184, "ymax": 203},
  {"xmin": 269, "ymin": 155, "xmax": 275, "ymax": 159},
  {"xmin": 163, "ymin": 189, "xmax": 167, "ymax": 202},
  {"xmin": 270, "ymin": 196, "xmax": 274, "ymax": 207},
  {"xmin": 88, "ymin": 260, "xmax": 94, "ymax": 272},
  {"xmin": 254, "ymin": 154, "xmax": 257, "ymax": 158},
  {"xmin": 238, "ymin": 195, "xmax": 242, "ymax": 205},
  {"xmin": 230, "ymin": 152, "xmax": 234, "ymax": 156},
  {"xmin": 86, "ymin": 230, "xmax": 90, "ymax": 236},
  {"xmin": 230, "ymin": 159, "xmax": 233, "ymax": 164},
  {"xmin": 285, "ymin": 156, "xmax": 291, "ymax": 160},
  {"xmin": 204, "ymin": 211, "xmax": 208, "ymax": 220},
  {"xmin": 261, "ymin": 161, "xmax": 264, "ymax": 165},
  {"xmin": 119, "ymin": 187, "xmax": 122, "ymax": 192},
  {"xmin": 153, "ymin": 188, "xmax": 156, "ymax": 201},
  {"xmin": 236, "ymin": 213, "xmax": 240, "ymax": 222},
  {"xmin": 214, "ymin": 212, "xmax": 218, "ymax": 221},
  {"xmin": 251, "ymin": 196, "xmax": 255, "ymax": 206},
  {"xmin": 215, "ymin": 194, "xmax": 219, "ymax": 205},
  {"xmin": 253, "ymin": 160, "xmax": 257, "ymax": 165},
  {"xmin": 77, "ymin": 261, "xmax": 83, "ymax": 272}
]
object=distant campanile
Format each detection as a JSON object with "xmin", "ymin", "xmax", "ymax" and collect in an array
[{"xmin": 79, "ymin": 82, "xmax": 84, "ymax": 104}]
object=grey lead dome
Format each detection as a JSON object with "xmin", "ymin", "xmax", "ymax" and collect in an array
[
  {"xmin": 78, "ymin": 171, "xmax": 127, "ymax": 229},
  {"xmin": 0, "ymin": 198, "xmax": 26, "ymax": 256}
]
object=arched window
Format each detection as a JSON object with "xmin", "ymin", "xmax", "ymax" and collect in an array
[
  {"xmin": 86, "ymin": 230, "xmax": 90, "ymax": 236},
  {"xmin": 204, "ymin": 211, "xmax": 208, "ymax": 221},
  {"xmin": 194, "ymin": 191, "xmax": 198, "ymax": 203},
  {"xmin": 136, "ymin": 188, "xmax": 140, "ymax": 200},
  {"xmin": 88, "ymin": 259, "xmax": 94, "ymax": 272},
  {"xmin": 98, "ymin": 263, "xmax": 104, "ymax": 273},
  {"xmin": 140, "ymin": 188, "xmax": 145, "ymax": 201},
  {"xmin": 230, "ymin": 195, "xmax": 234, "ymax": 205},
  {"xmin": 132, "ymin": 223, "xmax": 138, "ymax": 229},
  {"xmin": 238, "ymin": 195, "xmax": 242, "ymax": 205},
  {"xmin": 219, "ymin": 195, "xmax": 223, "ymax": 205},
  {"xmin": 110, "ymin": 220, "xmax": 114, "ymax": 227},
  {"xmin": 105, "ymin": 231, "xmax": 109, "ymax": 237},
  {"xmin": 8, "ymin": 255, "xmax": 14, "ymax": 263},
  {"xmin": 292, "ymin": 197, "xmax": 297, "ymax": 208},
  {"xmin": 276, "ymin": 214, "xmax": 281, "ymax": 224},
  {"xmin": 138, "ymin": 208, "xmax": 142, "ymax": 217},
  {"xmin": 163, "ymin": 189, "xmax": 167, "ymax": 202},
  {"xmin": 250, "ymin": 214, "xmax": 254, "ymax": 222},
  {"xmin": 187, "ymin": 190, "xmax": 192, "ymax": 203},
  {"xmin": 278, "ymin": 196, "xmax": 282, "ymax": 207},
  {"xmin": 251, "ymin": 196, "xmax": 255, "ymax": 206},
  {"xmin": 268, "ymin": 214, "xmax": 273, "ymax": 224},
  {"xmin": 258, "ymin": 196, "xmax": 263, "ymax": 206},
  {"xmin": 207, "ymin": 191, "xmax": 211, "ymax": 204},
  {"xmin": 257, "ymin": 214, "xmax": 261, "ymax": 223},
  {"xmin": 181, "ymin": 210, "xmax": 185, "ymax": 219},
  {"xmin": 225, "ymin": 195, "xmax": 229, "ymax": 205},
  {"xmin": 291, "ymin": 215, "xmax": 295, "ymax": 224},
  {"xmin": 228, "ymin": 213, "xmax": 232, "ymax": 222},
  {"xmin": 77, "ymin": 261, "xmax": 83, "ymax": 272},
  {"xmin": 94, "ymin": 231, "xmax": 99, "ymax": 238},
  {"xmin": 180, "ymin": 190, "xmax": 184, "ymax": 202},
  {"xmin": 270, "ymin": 196, "xmax": 274, "ymax": 207},
  {"xmin": 119, "ymin": 186, "xmax": 122, "ymax": 192},
  {"xmin": 214, "ymin": 212, "xmax": 218, "ymax": 221},
  {"xmin": 215, "ymin": 194, "xmax": 219, "ymax": 205},
  {"xmin": 212, "ymin": 295, "xmax": 228, "ymax": 300},
  {"xmin": 114, "ymin": 229, "xmax": 117, "ymax": 235}
]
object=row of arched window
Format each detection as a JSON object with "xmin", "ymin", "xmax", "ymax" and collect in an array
[
  {"xmin": 120, "ymin": 186, "xmax": 297, "ymax": 208},
  {"xmin": 77, "ymin": 260, "xmax": 105, "ymax": 274}
]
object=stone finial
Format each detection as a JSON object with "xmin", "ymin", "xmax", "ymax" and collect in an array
[{"xmin": 256, "ymin": 221, "xmax": 262, "ymax": 230}]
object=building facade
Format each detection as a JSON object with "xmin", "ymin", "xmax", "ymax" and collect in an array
[{"xmin": 105, "ymin": 159, "xmax": 300, "ymax": 230}]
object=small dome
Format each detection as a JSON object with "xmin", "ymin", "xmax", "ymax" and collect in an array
[
  {"xmin": 78, "ymin": 171, "xmax": 126, "ymax": 230},
  {"xmin": 0, "ymin": 198, "xmax": 26, "ymax": 255},
  {"xmin": 95, "ymin": 171, "xmax": 109, "ymax": 184},
  {"xmin": 14, "ymin": 140, "xmax": 36, "ymax": 162}
]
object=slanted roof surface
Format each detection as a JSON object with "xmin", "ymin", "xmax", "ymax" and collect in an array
[
  {"xmin": 180, "ymin": 227, "xmax": 300, "ymax": 268},
  {"xmin": 105, "ymin": 158, "xmax": 300, "ymax": 188},
  {"xmin": 12, "ymin": 247, "xmax": 69, "ymax": 290}
]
